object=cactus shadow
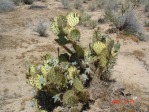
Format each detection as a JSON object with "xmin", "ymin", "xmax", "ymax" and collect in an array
[{"xmin": 35, "ymin": 90, "xmax": 62, "ymax": 112}]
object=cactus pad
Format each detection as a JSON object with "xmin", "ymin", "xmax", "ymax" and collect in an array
[
  {"xmin": 67, "ymin": 66, "xmax": 77, "ymax": 80},
  {"xmin": 51, "ymin": 21, "xmax": 60, "ymax": 35},
  {"xmin": 68, "ymin": 28, "xmax": 80, "ymax": 41},
  {"xmin": 62, "ymin": 90, "xmax": 78, "ymax": 106},
  {"xmin": 67, "ymin": 12, "xmax": 80, "ymax": 27},
  {"xmin": 48, "ymin": 67, "xmax": 67, "ymax": 87},
  {"xmin": 57, "ymin": 15, "xmax": 67, "ymax": 28},
  {"xmin": 30, "ymin": 64, "xmax": 36, "ymax": 75},
  {"xmin": 92, "ymin": 41, "xmax": 106, "ymax": 55},
  {"xmin": 106, "ymin": 38, "xmax": 114, "ymax": 52},
  {"xmin": 73, "ymin": 77, "xmax": 84, "ymax": 92},
  {"xmin": 99, "ymin": 49, "xmax": 109, "ymax": 68},
  {"xmin": 73, "ymin": 44, "xmax": 84, "ymax": 57}
]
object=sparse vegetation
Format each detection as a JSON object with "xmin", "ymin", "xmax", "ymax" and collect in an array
[
  {"xmin": 145, "ymin": 20, "xmax": 149, "ymax": 27},
  {"xmin": 79, "ymin": 12, "xmax": 91, "ymax": 26},
  {"xmin": 89, "ymin": 20, "xmax": 97, "ymax": 29},
  {"xmin": 73, "ymin": 0, "xmax": 82, "ymax": 9},
  {"xmin": 13, "ymin": 0, "xmax": 23, "ymax": 5},
  {"xmin": 88, "ymin": 1, "xmax": 97, "ymax": 11},
  {"xmin": 23, "ymin": 0, "xmax": 34, "ymax": 4},
  {"xmin": 0, "ymin": 0, "xmax": 15, "ymax": 13},
  {"xmin": 145, "ymin": 2, "xmax": 149, "ymax": 12},
  {"xmin": 61, "ymin": 0, "xmax": 70, "ymax": 9},
  {"xmin": 105, "ymin": 1, "xmax": 146, "ymax": 40},
  {"xmin": 34, "ymin": 20, "xmax": 49, "ymax": 37}
]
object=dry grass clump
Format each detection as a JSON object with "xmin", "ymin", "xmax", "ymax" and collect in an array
[
  {"xmin": 79, "ymin": 12, "xmax": 91, "ymax": 27},
  {"xmin": 0, "ymin": 0, "xmax": 15, "ymax": 13},
  {"xmin": 104, "ymin": 0, "xmax": 146, "ymax": 41},
  {"xmin": 145, "ymin": 2, "xmax": 149, "ymax": 12},
  {"xmin": 88, "ymin": 20, "xmax": 97, "ymax": 29},
  {"xmin": 33, "ymin": 19, "xmax": 49, "ymax": 37},
  {"xmin": 88, "ymin": 1, "xmax": 97, "ymax": 11},
  {"xmin": 61, "ymin": 0, "xmax": 70, "ymax": 9},
  {"xmin": 73, "ymin": 0, "xmax": 82, "ymax": 9}
]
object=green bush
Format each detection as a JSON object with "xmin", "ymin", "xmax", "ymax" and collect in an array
[
  {"xmin": 26, "ymin": 11, "xmax": 120, "ymax": 111},
  {"xmin": 0, "ymin": 0, "xmax": 15, "ymax": 13}
]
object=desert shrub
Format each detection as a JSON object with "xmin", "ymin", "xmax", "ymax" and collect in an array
[
  {"xmin": 34, "ymin": 20, "xmax": 49, "ymax": 37},
  {"xmin": 79, "ymin": 12, "xmax": 91, "ymax": 26},
  {"xmin": 147, "ymin": 13, "xmax": 149, "ymax": 18},
  {"xmin": 105, "ymin": 1, "xmax": 145, "ymax": 40},
  {"xmin": 13, "ymin": 0, "xmax": 23, "ymax": 5},
  {"xmin": 23, "ymin": 0, "xmax": 34, "ymax": 4},
  {"xmin": 26, "ymin": 11, "xmax": 120, "ymax": 111},
  {"xmin": 88, "ymin": 1, "xmax": 97, "ymax": 11},
  {"xmin": 98, "ymin": 16, "xmax": 106, "ymax": 24},
  {"xmin": 102, "ymin": 0, "xmax": 120, "ymax": 11},
  {"xmin": 145, "ymin": 20, "xmax": 149, "ymax": 27},
  {"xmin": 73, "ymin": 0, "xmax": 82, "ymax": 9},
  {"xmin": 89, "ymin": 20, "xmax": 97, "ymax": 29},
  {"xmin": 0, "ymin": 0, "xmax": 15, "ymax": 13},
  {"xmin": 145, "ymin": 2, "xmax": 149, "ymax": 12},
  {"xmin": 61, "ymin": 0, "xmax": 70, "ymax": 9}
]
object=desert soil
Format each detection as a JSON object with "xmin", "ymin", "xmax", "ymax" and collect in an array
[{"xmin": 0, "ymin": 1, "xmax": 149, "ymax": 112}]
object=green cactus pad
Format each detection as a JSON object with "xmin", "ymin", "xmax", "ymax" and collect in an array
[
  {"xmin": 48, "ymin": 67, "xmax": 67, "ymax": 87},
  {"xmin": 114, "ymin": 41, "xmax": 120, "ymax": 52},
  {"xmin": 30, "ymin": 64, "xmax": 36, "ymax": 75},
  {"xmin": 51, "ymin": 21, "xmax": 60, "ymax": 35},
  {"xmin": 106, "ymin": 38, "xmax": 114, "ymax": 52},
  {"xmin": 73, "ymin": 77, "xmax": 84, "ymax": 92},
  {"xmin": 62, "ymin": 90, "xmax": 78, "ymax": 106},
  {"xmin": 67, "ymin": 66, "xmax": 77, "ymax": 80},
  {"xmin": 57, "ymin": 15, "xmax": 67, "ymax": 28},
  {"xmin": 73, "ymin": 44, "xmax": 84, "ymax": 57},
  {"xmin": 99, "ymin": 49, "xmax": 109, "ymax": 68},
  {"xmin": 28, "ymin": 77, "xmax": 35, "ymax": 87},
  {"xmin": 67, "ymin": 12, "xmax": 80, "ymax": 27},
  {"xmin": 33, "ymin": 74, "xmax": 42, "ymax": 90},
  {"xmin": 41, "ymin": 65, "xmax": 49, "ymax": 77},
  {"xmin": 68, "ymin": 28, "xmax": 80, "ymax": 42},
  {"xmin": 92, "ymin": 41, "xmax": 106, "ymax": 55}
]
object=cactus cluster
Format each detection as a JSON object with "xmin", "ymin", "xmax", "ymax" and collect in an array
[{"xmin": 26, "ymin": 11, "xmax": 120, "ymax": 111}]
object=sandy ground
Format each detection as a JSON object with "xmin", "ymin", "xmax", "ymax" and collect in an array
[{"xmin": 0, "ymin": 1, "xmax": 149, "ymax": 112}]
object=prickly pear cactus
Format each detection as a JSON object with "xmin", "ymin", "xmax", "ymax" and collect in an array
[
  {"xmin": 92, "ymin": 41, "xmax": 106, "ymax": 55},
  {"xmin": 67, "ymin": 66, "xmax": 77, "ymax": 80},
  {"xmin": 26, "ymin": 11, "xmax": 120, "ymax": 112},
  {"xmin": 67, "ymin": 11, "xmax": 80, "ymax": 27},
  {"xmin": 62, "ymin": 90, "xmax": 79, "ymax": 106},
  {"xmin": 68, "ymin": 28, "xmax": 80, "ymax": 41}
]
